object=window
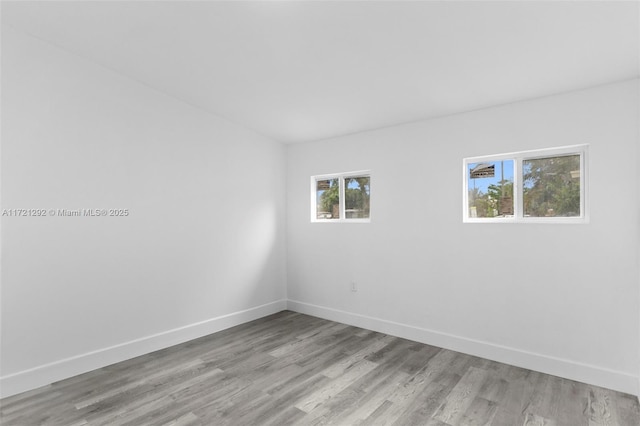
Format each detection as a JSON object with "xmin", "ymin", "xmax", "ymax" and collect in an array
[
  {"xmin": 463, "ymin": 145, "xmax": 588, "ymax": 223},
  {"xmin": 312, "ymin": 172, "xmax": 371, "ymax": 222}
]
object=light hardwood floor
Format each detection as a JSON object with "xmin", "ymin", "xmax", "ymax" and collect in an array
[{"xmin": 2, "ymin": 311, "xmax": 639, "ymax": 425}]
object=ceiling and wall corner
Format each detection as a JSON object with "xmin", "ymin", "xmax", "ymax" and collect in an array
[{"xmin": 2, "ymin": 1, "xmax": 638, "ymax": 143}]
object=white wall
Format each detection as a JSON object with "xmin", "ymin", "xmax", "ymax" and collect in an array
[
  {"xmin": 287, "ymin": 80, "xmax": 640, "ymax": 395},
  {"xmin": 0, "ymin": 27, "xmax": 287, "ymax": 397}
]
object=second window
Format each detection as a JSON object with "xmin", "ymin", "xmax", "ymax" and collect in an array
[{"xmin": 464, "ymin": 145, "xmax": 587, "ymax": 223}]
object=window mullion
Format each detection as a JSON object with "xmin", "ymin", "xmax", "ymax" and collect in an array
[
  {"xmin": 580, "ymin": 152, "xmax": 586, "ymax": 219},
  {"xmin": 339, "ymin": 176, "xmax": 346, "ymax": 221},
  {"xmin": 515, "ymin": 157, "xmax": 523, "ymax": 219}
]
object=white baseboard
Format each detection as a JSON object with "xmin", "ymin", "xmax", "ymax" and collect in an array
[
  {"xmin": 0, "ymin": 300, "xmax": 287, "ymax": 399},
  {"xmin": 3, "ymin": 298, "xmax": 637, "ymax": 399},
  {"xmin": 287, "ymin": 299, "xmax": 639, "ymax": 397}
]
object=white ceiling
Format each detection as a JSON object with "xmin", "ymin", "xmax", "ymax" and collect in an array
[{"xmin": 3, "ymin": 1, "xmax": 639, "ymax": 143}]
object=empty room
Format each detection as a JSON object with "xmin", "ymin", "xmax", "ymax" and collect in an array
[{"xmin": 1, "ymin": 1, "xmax": 639, "ymax": 425}]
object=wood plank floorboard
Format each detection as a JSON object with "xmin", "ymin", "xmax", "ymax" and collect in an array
[{"xmin": 2, "ymin": 311, "xmax": 639, "ymax": 425}]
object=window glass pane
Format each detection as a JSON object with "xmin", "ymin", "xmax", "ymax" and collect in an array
[
  {"xmin": 316, "ymin": 178, "xmax": 340, "ymax": 219},
  {"xmin": 523, "ymin": 155, "xmax": 580, "ymax": 217},
  {"xmin": 467, "ymin": 160, "xmax": 514, "ymax": 218},
  {"xmin": 344, "ymin": 176, "xmax": 370, "ymax": 219}
]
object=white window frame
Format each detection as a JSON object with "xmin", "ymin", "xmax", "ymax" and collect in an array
[
  {"xmin": 463, "ymin": 145, "xmax": 589, "ymax": 224},
  {"xmin": 311, "ymin": 170, "xmax": 371, "ymax": 223}
]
